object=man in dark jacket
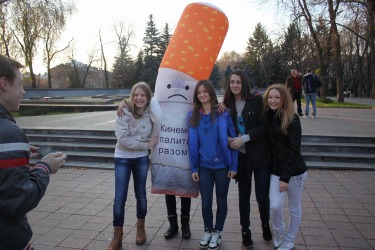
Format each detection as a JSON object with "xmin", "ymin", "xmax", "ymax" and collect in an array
[
  {"xmin": 285, "ymin": 69, "xmax": 303, "ymax": 116},
  {"xmin": 302, "ymin": 68, "xmax": 322, "ymax": 119},
  {"xmin": 0, "ymin": 55, "xmax": 67, "ymax": 250}
]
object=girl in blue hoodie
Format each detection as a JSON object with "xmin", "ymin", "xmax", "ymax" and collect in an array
[{"xmin": 188, "ymin": 80, "xmax": 237, "ymax": 250}]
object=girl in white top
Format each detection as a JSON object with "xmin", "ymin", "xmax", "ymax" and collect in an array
[{"xmin": 108, "ymin": 82, "xmax": 159, "ymax": 249}]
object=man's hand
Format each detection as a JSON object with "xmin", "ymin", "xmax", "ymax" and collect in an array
[
  {"xmin": 41, "ymin": 152, "xmax": 67, "ymax": 174},
  {"xmin": 117, "ymin": 100, "xmax": 128, "ymax": 117},
  {"xmin": 30, "ymin": 145, "xmax": 39, "ymax": 159}
]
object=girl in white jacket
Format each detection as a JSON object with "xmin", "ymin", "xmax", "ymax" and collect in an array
[{"xmin": 108, "ymin": 82, "xmax": 159, "ymax": 250}]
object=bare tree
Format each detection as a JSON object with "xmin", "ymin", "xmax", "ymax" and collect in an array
[
  {"xmin": 41, "ymin": 0, "xmax": 76, "ymax": 88},
  {"xmin": 0, "ymin": 0, "xmax": 10, "ymax": 5},
  {"xmin": 369, "ymin": 0, "xmax": 375, "ymax": 98},
  {"xmin": 9, "ymin": 0, "xmax": 46, "ymax": 88},
  {"xmin": 327, "ymin": 0, "xmax": 344, "ymax": 102},
  {"xmin": 114, "ymin": 21, "xmax": 135, "ymax": 60},
  {"xmin": 67, "ymin": 46, "xmax": 81, "ymax": 88},
  {"xmin": 81, "ymin": 48, "xmax": 99, "ymax": 88},
  {"xmin": 0, "ymin": 2, "xmax": 11, "ymax": 57},
  {"xmin": 347, "ymin": 0, "xmax": 375, "ymax": 98},
  {"xmin": 111, "ymin": 20, "xmax": 136, "ymax": 88},
  {"xmin": 98, "ymin": 29, "xmax": 109, "ymax": 88}
]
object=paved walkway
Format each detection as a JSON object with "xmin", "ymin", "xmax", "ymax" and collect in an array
[
  {"xmin": 14, "ymin": 97, "xmax": 375, "ymax": 249},
  {"xmin": 28, "ymin": 169, "xmax": 375, "ymax": 250}
]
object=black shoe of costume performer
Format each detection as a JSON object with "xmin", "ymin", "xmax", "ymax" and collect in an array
[
  {"xmin": 298, "ymin": 113, "xmax": 303, "ymax": 116},
  {"xmin": 242, "ymin": 229, "xmax": 253, "ymax": 248},
  {"xmin": 164, "ymin": 215, "xmax": 179, "ymax": 239},
  {"xmin": 262, "ymin": 224, "xmax": 272, "ymax": 241},
  {"xmin": 181, "ymin": 215, "xmax": 191, "ymax": 239}
]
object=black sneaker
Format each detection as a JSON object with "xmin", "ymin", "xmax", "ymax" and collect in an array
[
  {"xmin": 262, "ymin": 224, "xmax": 272, "ymax": 241},
  {"xmin": 242, "ymin": 229, "xmax": 253, "ymax": 248}
]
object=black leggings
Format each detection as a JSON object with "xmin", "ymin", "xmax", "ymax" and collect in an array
[{"xmin": 165, "ymin": 195, "xmax": 191, "ymax": 216}]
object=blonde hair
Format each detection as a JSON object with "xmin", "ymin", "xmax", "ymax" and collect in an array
[
  {"xmin": 128, "ymin": 82, "xmax": 152, "ymax": 119},
  {"xmin": 263, "ymin": 84, "xmax": 295, "ymax": 135}
]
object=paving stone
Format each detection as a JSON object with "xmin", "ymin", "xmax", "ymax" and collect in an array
[{"xmin": 25, "ymin": 168, "xmax": 375, "ymax": 249}]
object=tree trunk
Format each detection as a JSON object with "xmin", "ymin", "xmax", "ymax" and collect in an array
[
  {"xmin": 369, "ymin": 1, "xmax": 375, "ymax": 99},
  {"xmin": 328, "ymin": 0, "xmax": 344, "ymax": 102},
  {"xmin": 29, "ymin": 64, "xmax": 36, "ymax": 88},
  {"xmin": 47, "ymin": 67, "xmax": 52, "ymax": 89},
  {"xmin": 299, "ymin": 0, "xmax": 329, "ymax": 98}
]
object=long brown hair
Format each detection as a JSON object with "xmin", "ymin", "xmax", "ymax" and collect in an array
[
  {"xmin": 189, "ymin": 80, "xmax": 218, "ymax": 127},
  {"xmin": 223, "ymin": 69, "xmax": 252, "ymax": 110},
  {"xmin": 263, "ymin": 84, "xmax": 295, "ymax": 135},
  {"xmin": 128, "ymin": 82, "xmax": 152, "ymax": 119}
]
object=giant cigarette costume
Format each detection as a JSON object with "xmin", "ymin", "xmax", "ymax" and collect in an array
[{"xmin": 151, "ymin": 2, "xmax": 229, "ymax": 197}]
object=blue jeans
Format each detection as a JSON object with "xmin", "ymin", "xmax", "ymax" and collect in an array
[
  {"xmin": 113, "ymin": 156, "xmax": 149, "ymax": 226},
  {"xmin": 199, "ymin": 167, "xmax": 231, "ymax": 232},
  {"xmin": 237, "ymin": 152, "xmax": 271, "ymax": 231},
  {"xmin": 304, "ymin": 93, "xmax": 317, "ymax": 116}
]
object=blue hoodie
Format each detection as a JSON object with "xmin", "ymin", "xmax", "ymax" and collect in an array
[{"xmin": 188, "ymin": 110, "xmax": 238, "ymax": 173}]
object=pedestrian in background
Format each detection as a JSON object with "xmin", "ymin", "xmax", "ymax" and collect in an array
[
  {"xmin": 263, "ymin": 84, "xmax": 307, "ymax": 250},
  {"xmin": 108, "ymin": 82, "xmax": 159, "ymax": 249},
  {"xmin": 0, "ymin": 55, "xmax": 67, "ymax": 250},
  {"xmin": 285, "ymin": 69, "xmax": 303, "ymax": 116},
  {"xmin": 221, "ymin": 69, "xmax": 272, "ymax": 248},
  {"xmin": 302, "ymin": 68, "xmax": 322, "ymax": 119},
  {"xmin": 188, "ymin": 79, "xmax": 237, "ymax": 250}
]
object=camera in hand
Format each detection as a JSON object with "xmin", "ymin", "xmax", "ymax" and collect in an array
[{"xmin": 39, "ymin": 145, "xmax": 55, "ymax": 157}]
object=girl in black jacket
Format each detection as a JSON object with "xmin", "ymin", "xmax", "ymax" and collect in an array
[
  {"xmin": 263, "ymin": 84, "xmax": 307, "ymax": 250},
  {"xmin": 221, "ymin": 70, "xmax": 272, "ymax": 248}
]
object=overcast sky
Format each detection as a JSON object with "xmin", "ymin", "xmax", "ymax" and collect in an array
[{"xmin": 34, "ymin": 0, "xmax": 287, "ymax": 73}]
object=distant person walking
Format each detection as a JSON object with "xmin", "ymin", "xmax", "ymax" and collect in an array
[
  {"xmin": 108, "ymin": 82, "xmax": 159, "ymax": 249},
  {"xmin": 225, "ymin": 65, "xmax": 232, "ymax": 83},
  {"xmin": 302, "ymin": 68, "xmax": 322, "ymax": 119},
  {"xmin": 188, "ymin": 80, "xmax": 237, "ymax": 250},
  {"xmin": 263, "ymin": 84, "xmax": 307, "ymax": 250},
  {"xmin": 243, "ymin": 64, "xmax": 254, "ymax": 89},
  {"xmin": 285, "ymin": 69, "xmax": 303, "ymax": 116}
]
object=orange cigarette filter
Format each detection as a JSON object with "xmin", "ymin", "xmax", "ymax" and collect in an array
[{"xmin": 160, "ymin": 3, "xmax": 229, "ymax": 81}]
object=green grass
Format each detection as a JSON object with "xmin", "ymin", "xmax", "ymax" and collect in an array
[{"xmin": 302, "ymin": 98, "xmax": 372, "ymax": 109}]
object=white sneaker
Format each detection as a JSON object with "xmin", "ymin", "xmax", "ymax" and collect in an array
[
  {"xmin": 199, "ymin": 230, "xmax": 212, "ymax": 249},
  {"xmin": 273, "ymin": 233, "xmax": 283, "ymax": 248},
  {"xmin": 303, "ymin": 115, "xmax": 308, "ymax": 119},
  {"xmin": 278, "ymin": 240, "xmax": 295, "ymax": 250},
  {"xmin": 208, "ymin": 231, "xmax": 221, "ymax": 250}
]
